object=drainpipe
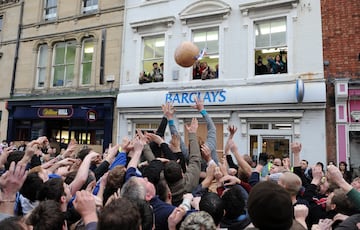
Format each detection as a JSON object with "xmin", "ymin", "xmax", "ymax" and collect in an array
[{"xmin": 10, "ymin": 0, "xmax": 24, "ymax": 97}]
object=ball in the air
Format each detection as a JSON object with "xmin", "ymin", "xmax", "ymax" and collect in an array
[{"xmin": 174, "ymin": 41, "xmax": 200, "ymax": 67}]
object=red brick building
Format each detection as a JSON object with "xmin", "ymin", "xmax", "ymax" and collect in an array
[{"xmin": 321, "ymin": 0, "xmax": 360, "ymax": 171}]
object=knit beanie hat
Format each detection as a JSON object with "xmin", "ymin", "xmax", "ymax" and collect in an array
[{"xmin": 248, "ymin": 181, "xmax": 293, "ymax": 230}]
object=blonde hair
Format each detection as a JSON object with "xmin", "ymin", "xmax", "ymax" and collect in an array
[
  {"xmin": 279, "ymin": 172, "xmax": 302, "ymax": 196},
  {"xmin": 180, "ymin": 211, "xmax": 216, "ymax": 230}
]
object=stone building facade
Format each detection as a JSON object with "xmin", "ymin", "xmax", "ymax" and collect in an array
[{"xmin": 0, "ymin": 0, "xmax": 124, "ymax": 151}]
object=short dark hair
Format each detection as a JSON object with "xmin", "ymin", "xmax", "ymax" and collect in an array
[
  {"xmin": 248, "ymin": 181, "xmax": 293, "ymax": 230},
  {"xmin": 27, "ymin": 200, "xmax": 65, "ymax": 230},
  {"xmin": 37, "ymin": 178, "xmax": 64, "ymax": 202},
  {"xmin": 164, "ymin": 160, "xmax": 182, "ymax": 184},
  {"xmin": 142, "ymin": 160, "xmax": 164, "ymax": 185},
  {"xmin": 331, "ymin": 188, "xmax": 357, "ymax": 216},
  {"xmin": 221, "ymin": 185, "xmax": 246, "ymax": 219},
  {"xmin": 20, "ymin": 172, "xmax": 44, "ymax": 202},
  {"xmin": 199, "ymin": 192, "xmax": 224, "ymax": 225},
  {"xmin": 156, "ymin": 178, "xmax": 170, "ymax": 202},
  {"xmin": 98, "ymin": 198, "xmax": 141, "ymax": 230},
  {"xmin": 0, "ymin": 216, "xmax": 25, "ymax": 230},
  {"xmin": 76, "ymin": 148, "xmax": 92, "ymax": 161},
  {"xmin": 5, "ymin": 151, "xmax": 25, "ymax": 170}
]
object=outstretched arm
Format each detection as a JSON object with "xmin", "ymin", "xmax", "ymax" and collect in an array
[
  {"xmin": 192, "ymin": 97, "xmax": 218, "ymax": 164},
  {"xmin": 70, "ymin": 151, "xmax": 99, "ymax": 196},
  {"xmin": 163, "ymin": 103, "xmax": 189, "ymax": 159}
]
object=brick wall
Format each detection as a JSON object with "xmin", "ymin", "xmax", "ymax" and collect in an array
[{"xmin": 321, "ymin": 0, "xmax": 360, "ymax": 162}]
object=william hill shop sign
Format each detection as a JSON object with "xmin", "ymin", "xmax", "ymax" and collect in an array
[{"xmin": 37, "ymin": 106, "xmax": 73, "ymax": 118}]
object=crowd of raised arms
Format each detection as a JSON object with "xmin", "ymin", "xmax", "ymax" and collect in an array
[{"xmin": 1, "ymin": 98, "xmax": 360, "ymax": 230}]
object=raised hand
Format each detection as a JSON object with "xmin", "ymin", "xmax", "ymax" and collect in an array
[
  {"xmin": 191, "ymin": 97, "xmax": 204, "ymax": 112},
  {"xmin": 168, "ymin": 207, "xmax": 186, "ymax": 230},
  {"xmin": 200, "ymin": 144, "xmax": 212, "ymax": 163},
  {"xmin": 227, "ymin": 125, "xmax": 238, "ymax": 139},
  {"xmin": 0, "ymin": 161, "xmax": 27, "ymax": 201},
  {"xmin": 73, "ymin": 190, "xmax": 98, "ymax": 224},
  {"xmin": 291, "ymin": 142, "xmax": 302, "ymax": 154},
  {"xmin": 185, "ymin": 117, "xmax": 198, "ymax": 134},
  {"xmin": 145, "ymin": 132, "xmax": 164, "ymax": 145},
  {"xmin": 136, "ymin": 129, "xmax": 150, "ymax": 145},
  {"xmin": 220, "ymin": 174, "xmax": 241, "ymax": 187},
  {"xmin": 162, "ymin": 102, "xmax": 176, "ymax": 120}
]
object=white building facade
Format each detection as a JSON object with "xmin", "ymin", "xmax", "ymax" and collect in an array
[{"xmin": 117, "ymin": 0, "xmax": 326, "ymax": 165}]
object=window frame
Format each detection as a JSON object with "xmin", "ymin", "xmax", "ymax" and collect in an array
[
  {"xmin": 80, "ymin": 38, "xmax": 94, "ymax": 85},
  {"xmin": 141, "ymin": 34, "xmax": 165, "ymax": 83},
  {"xmin": 44, "ymin": 0, "xmax": 57, "ymax": 20},
  {"xmin": 0, "ymin": 15, "xmax": 3, "ymax": 32},
  {"xmin": 191, "ymin": 26, "xmax": 219, "ymax": 80},
  {"xmin": 36, "ymin": 44, "xmax": 48, "ymax": 88},
  {"xmin": 253, "ymin": 16, "xmax": 288, "ymax": 76},
  {"xmin": 51, "ymin": 40, "xmax": 76, "ymax": 87},
  {"xmin": 82, "ymin": 0, "xmax": 98, "ymax": 13}
]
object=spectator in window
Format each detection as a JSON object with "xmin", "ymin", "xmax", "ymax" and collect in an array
[
  {"xmin": 151, "ymin": 62, "xmax": 163, "ymax": 82},
  {"xmin": 193, "ymin": 60, "xmax": 202, "ymax": 79},
  {"xmin": 255, "ymin": 56, "xmax": 268, "ymax": 75},
  {"xmin": 267, "ymin": 54, "xmax": 286, "ymax": 74},
  {"xmin": 139, "ymin": 71, "xmax": 152, "ymax": 84},
  {"xmin": 200, "ymin": 62, "xmax": 214, "ymax": 80}
]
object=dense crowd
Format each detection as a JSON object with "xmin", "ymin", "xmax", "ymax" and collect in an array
[{"xmin": 0, "ymin": 98, "xmax": 360, "ymax": 230}]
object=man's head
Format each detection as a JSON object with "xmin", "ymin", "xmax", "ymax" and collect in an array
[
  {"xmin": 20, "ymin": 172, "xmax": 44, "ymax": 202},
  {"xmin": 221, "ymin": 185, "xmax": 246, "ymax": 220},
  {"xmin": 164, "ymin": 160, "xmax": 183, "ymax": 184},
  {"xmin": 326, "ymin": 188, "xmax": 357, "ymax": 215},
  {"xmin": 27, "ymin": 200, "xmax": 66, "ymax": 230},
  {"xmin": 351, "ymin": 177, "xmax": 360, "ymax": 191},
  {"xmin": 278, "ymin": 172, "xmax": 302, "ymax": 197},
  {"xmin": 180, "ymin": 211, "xmax": 216, "ymax": 230},
  {"xmin": 273, "ymin": 158, "xmax": 282, "ymax": 166},
  {"xmin": 248, "ymin": 181, "xmax": 293, "ymax": 230},
  {"xmin": 121, "ymin": 176, "xmax": 155, "ymax": 202},
  {"xmin": 199, "ymin": 192, "xmax": 224, "ymax": 226},
  {"xmin": 300, "ymin": 160, "xmax": 308, "ymax": 170},
  {"xmin": 98, "ymin": 198, "xmax": 141, "ymax": 230},
  {"xmin": 37, "ymin": 178, "xmax": 72, "ymax": 211}
]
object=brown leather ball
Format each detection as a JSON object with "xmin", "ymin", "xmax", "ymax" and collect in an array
[{"xmin": 174, "ymin": 41, "xmax": 200, "ymax": 68}]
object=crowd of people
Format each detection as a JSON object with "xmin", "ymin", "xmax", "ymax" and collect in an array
[
  {"xmin": 255, "ymin": 53, "xmax": 287, "ymax": 75},
  {"xmin": 1, "ymin": 98, "xmax": 360, "ymax": 230},
  {"xmin": 139, "ymin": 62, "xmax": 164, "ymax": 84},
  {"xmin": 193, "ymin": 61, "xmax": 219, "ymax": 80}
]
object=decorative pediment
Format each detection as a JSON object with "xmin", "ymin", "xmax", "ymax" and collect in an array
[
  {"xmin": 179, "ymin": 0, "xmax": 231, "ymax": 24},
  {"xmin": 130, "ymin": 16, "xmax": 176, "ymax": 33},
  {"xmin": 239, "ymin": 0, "xmax": 299, "ymax": 16}
]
